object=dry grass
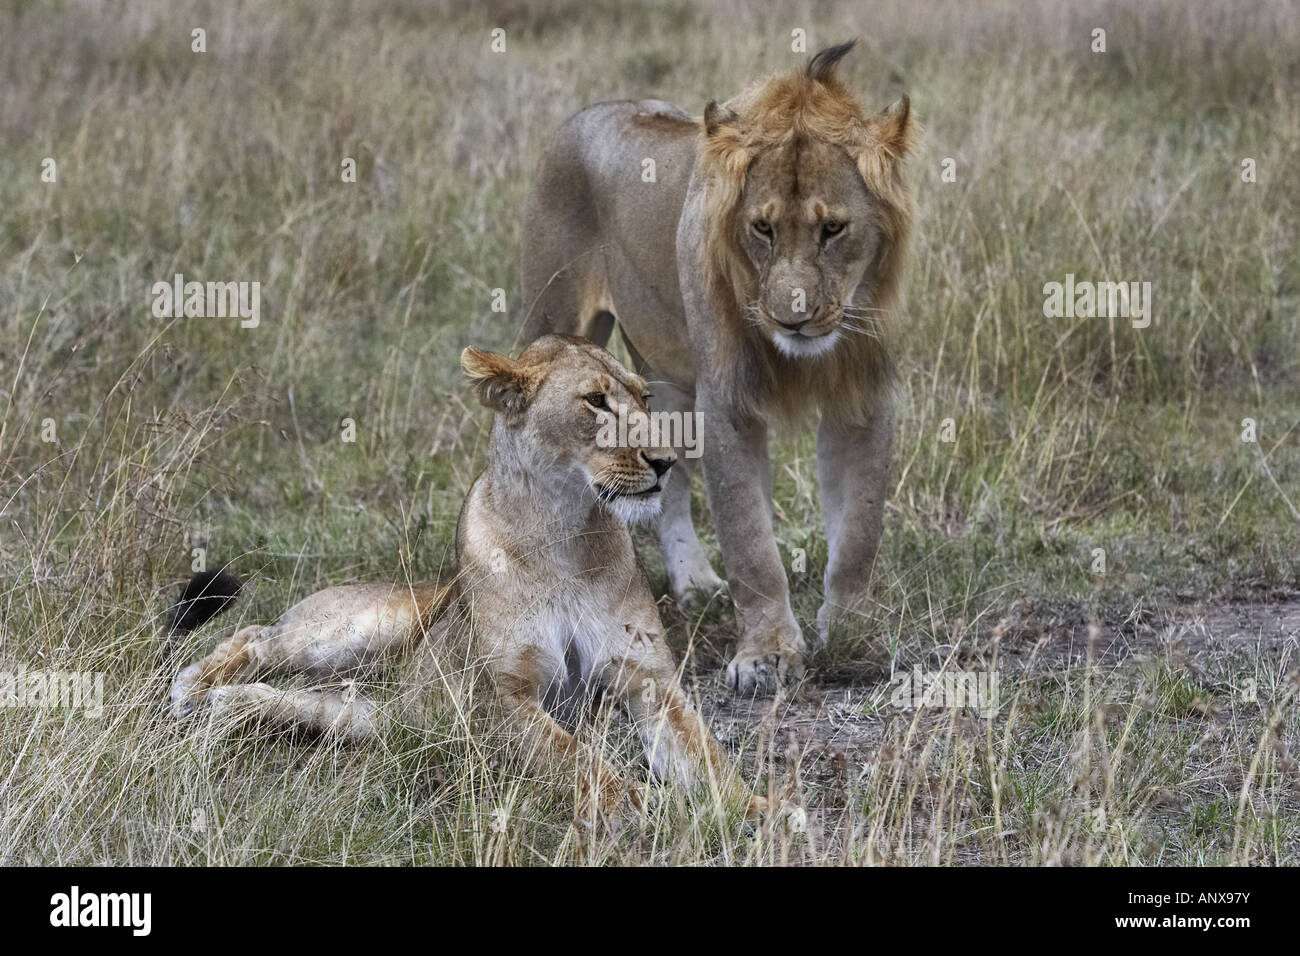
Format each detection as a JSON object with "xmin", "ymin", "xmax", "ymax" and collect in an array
[{"xmin": 1, "ymin": 0, "xmax": 1298, "ymax": 864}]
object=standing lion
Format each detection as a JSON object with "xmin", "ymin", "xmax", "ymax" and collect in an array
[{"xmin": 521, "ymin": 41, "xmax": 915, "ymax": 694}]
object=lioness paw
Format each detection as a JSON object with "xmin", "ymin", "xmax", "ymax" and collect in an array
[
  {"xmin": 575, "ymin": 779, "xmax": 642, "ymax": 827},
  {"xmin": 169, "ymin": 663, "xmax": 204, "ymax": 718}
]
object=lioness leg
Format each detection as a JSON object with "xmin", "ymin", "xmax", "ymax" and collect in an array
[
  {"xmin": 170, "ymin": 625, "xmax": 266, "ymax": 715},
  {"xmin": 815, "ymin": 405, "xmax": 894, "ymax": 643},
  {"xmin": 171, "ymin": 583, "xmax": 441, "ymax": 717},
  {"xmin": 650, "ymin": 382, "xmax": 726, "ymax": 605},
  {"xmin": 200, "ymin": 683, "xmax": 381, "ymax": 743},
  {"xmin": 170, "ymin": 620, "xmax": 359, "ymax": 718},
  {"xmin": 696, "ymin": 392, "xmax": 806, "ymax": 695},
  {"xmin": 491, "ymin": 649, "xmax": 637, "ymax": 816},
  {"xmin": 602, "ymin": 648, "xmax": 764, "ymax": 819}
]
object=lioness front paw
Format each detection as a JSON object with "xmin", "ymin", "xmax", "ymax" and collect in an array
[{"xmin": 575, "ymin": 778, "xmax": 642, "ymax": 826}]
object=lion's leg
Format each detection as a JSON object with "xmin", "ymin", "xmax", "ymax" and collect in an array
[
  {"xmin": 170, "ymin": 622, "xmax": 324, "ymax": 718},
  {"xmin": 170, "ymin": 625, "xmax": 267, "ymax": 716},
  {"xmin": 492, "ymin": 649, "xmax": 638, "ymax": 817},
  {"xmin": 200, "ymin": 683, "xmax": 381, "ymax": 743},
  {"xmin": 651, "ymin": 382, "xmax": 725, "ymax": 606},
  {"xmin": 171, "ymin": 584, "xmax": 438, "ymax": 719},
  {"xmin": 815, "ymin": 404, "xmax": 895, "ymax": 645},
  {"xmin": 696, "ymin": 393, "xmax": 805, "ymax": 695},
  {"xmin": 599, "ymin": 643, "xmax": 764, "ymax": 819}
]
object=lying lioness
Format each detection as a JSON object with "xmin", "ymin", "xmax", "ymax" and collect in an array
[{"xmin": 170, "ymin": 334, "xmax": 763, "ymax": 818}]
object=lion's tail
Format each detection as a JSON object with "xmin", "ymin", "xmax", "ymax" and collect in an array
[{"xmin": 165, "ymin": 568, "xmax": 243, "ymax": 635}]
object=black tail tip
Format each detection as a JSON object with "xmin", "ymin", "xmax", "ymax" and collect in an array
[{"xmin": 167, "ymin": 569, "xmax": 242, "ymax": 634}]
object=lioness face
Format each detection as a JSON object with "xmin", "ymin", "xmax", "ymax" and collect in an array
[
  {"xmin": 463, "ymin": 337, "xmax": 676, "ymax": 525},
  {"xmin": 738, "ymin": 136, "xmax": 879, "ymax": 359}
]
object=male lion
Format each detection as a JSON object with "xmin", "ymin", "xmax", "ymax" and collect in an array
[
  {"xmin": 170, "ymin": 335, "xmax": 763, "ymax": 818},
  {"xmin": 521, "ymin": 41, "xmax": 915, "ymax": 694}
]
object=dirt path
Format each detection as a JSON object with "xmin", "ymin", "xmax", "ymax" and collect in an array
[{"xmin": 699, "ymin": 598, "xmax": 1300, "ymax": 784}]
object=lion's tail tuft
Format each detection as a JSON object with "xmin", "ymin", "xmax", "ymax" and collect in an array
[{"xmin": 167, "ymin": 568, "xmax": 243, "ymax": 634}]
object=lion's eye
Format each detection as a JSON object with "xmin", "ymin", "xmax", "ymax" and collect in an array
[
  {"xmin": 584, "ymin": 392, "xmax": 610, "ymax": 411},
  {"xmin": 821, "ymin": 221, "xmax": 845, "ymax": 242},
  {"xmin": 751, "ymin": 219, "xmax": 774, "ymax": 240}
]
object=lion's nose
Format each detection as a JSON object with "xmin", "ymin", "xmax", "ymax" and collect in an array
[{"xmin": 643, "ymin": 451, "xmax": 676, "ymax": 477}]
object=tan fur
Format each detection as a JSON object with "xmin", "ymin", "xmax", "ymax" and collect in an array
[
  {"xmin": 698, "ymin": 59, "xmax": 915, "ymax": 424},
  {"xmin": 171, "ymin": 336, "xmax": 763, "ymax": 820},
  {"xmin": 521, "ymin": 43, "xmax": 914, "ymax": 694}
]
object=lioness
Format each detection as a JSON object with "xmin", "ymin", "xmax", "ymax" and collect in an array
[
  {"xmin": 170, "ymin": 335, "xmax": 762, "ymax": 818},
  {"xmin": 522, "ymin": 41, "xmax": 914, "ymax": 695}
]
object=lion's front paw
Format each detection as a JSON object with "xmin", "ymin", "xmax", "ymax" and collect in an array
[
  {"xmin": 725, "ymin": 634, "xmax": 806, "ymax": 696},
  {"xmin": 575, "ymin": 777, "xmax": 642, "ymax": 827},
  {"xmin": 668, "ymin": 558, "xmax": 728, "ymax": 611},
  {"xmin": 817, "ymin": 591, "xmax": 873, "ymax": 650}
]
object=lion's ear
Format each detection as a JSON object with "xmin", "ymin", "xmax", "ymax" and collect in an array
[
  {"xmin": 703, "ymin": 100, "xmax": 739, "ymax": 137},
  {"xmin": 461, "ymin": 347, "xmax": 537, "ymax": 416},
  {"xmin": 872, "ymin": 94, "xmax": 915, "ymax": 159}
]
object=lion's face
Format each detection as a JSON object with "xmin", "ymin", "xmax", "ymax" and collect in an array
[
  {"xmin": 462, "ymin": 336, "xmax": 675, "ymax": 525},
  {"xmin": 737, "ymin": 137, "xmax": 880, "ymax": 359},
  {"xmin": 698, "ymin": 44, "xmax": 914, "ymax": 377}
]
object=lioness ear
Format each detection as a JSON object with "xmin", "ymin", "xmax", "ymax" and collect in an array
[
  {"xmin": 872, "ymin": 94, "xmax": 915, "ymax": 159},
  {"xmin": 703, "ymin": 100, "xmax": 739, "ymax": 136},
  {"xmin": 461, "ymin": 347, "xmax": 536, "ymax": 416}
]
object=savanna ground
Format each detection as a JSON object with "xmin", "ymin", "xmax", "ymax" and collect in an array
[{"xmin": 1, "ymin": 0, "xmax": 1298, "ymax": 865}]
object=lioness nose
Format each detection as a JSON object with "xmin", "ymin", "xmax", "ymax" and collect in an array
[{"xmin": 643, "ymin": 451, "xmax": 675, "ymax": 477}]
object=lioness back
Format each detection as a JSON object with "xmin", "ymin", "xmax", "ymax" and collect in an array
[{"xmin": 522, "ymin": 100, "xmax": 699, "ymax": 382}]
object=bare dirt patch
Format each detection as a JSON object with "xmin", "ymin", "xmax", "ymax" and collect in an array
[{"xmin": 699, "ymin": 598, "xmax": 1300, "ymax": 783}]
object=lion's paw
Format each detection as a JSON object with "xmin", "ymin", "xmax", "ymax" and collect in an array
[
  {"xmin": 169, "ymin": 663, "xmax": 204, "ymax": 718},
  {"xmin": 669, "ymin": 559, "xmax": 728, "ymax": 611},
  {"xmin": 725, "ymin": 640, "xmax": 805, "ymax": 696},
  {"xmin": 575, "ymin": 778, "xmax": 642, "ymax": 828}
]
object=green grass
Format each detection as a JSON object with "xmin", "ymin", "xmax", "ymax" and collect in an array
[{"xmin": 1, "ymin": 0, "xmax": 1298, "ymax": 864}]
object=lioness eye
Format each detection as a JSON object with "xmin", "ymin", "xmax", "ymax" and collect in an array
[
  {"xmin": 584, "ymin": 392, "xmax": 610, "ymax": 411},
  {"xmin": 752, "ymin": 219, "xmax": 773, "ymax": 239},
  {"xmin": 821, "ymin": 221, "xmax": 845, "ymax": 242}
]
